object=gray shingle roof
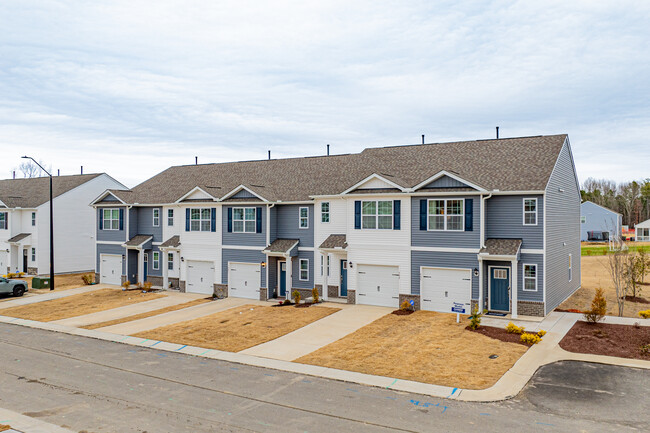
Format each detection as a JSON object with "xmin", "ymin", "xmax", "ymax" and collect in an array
[
  {"xmin": 263, "ymin": 239, "xmax": 299, "ymax": 254},
  {"xmin": 124, "ymin": 235, "xmax": 152, "ymax": 247},
  {"xmin": 319, "ymin": 234, "xmax": 348, "ymax": 250},
  {"xmin": 160, "ymin": 235, "xmax": 181, "ymax": 248},
  {"xmin": 8, "ymin": 233, "xmax": 31, "ymax": 243},
  {"xmin": 0, "ymin": 174, "xmax": 103, "ymax": 208},
  {"xmin": 479, "ymin": 239, "xmax": 523, "ymax": 256},
  {"xmin": 108, "ymin": 135, "xmax": 567, "ymax": 204}
]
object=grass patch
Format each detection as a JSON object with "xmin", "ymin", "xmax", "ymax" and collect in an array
[
  {"xmin": 296, "ymin": 311, "xmax": 527, "ymax": 390},
  {"xmin": 0, "ymin": 288, "xmax": 165, "ymax": 322},
  {"xmin": 132, "ymin": 304, "xmax": 340, "ymax": 352},
  {"xmin": 83, "ymin": 298, "xmax": 211, "ymax": 329},
  {"xmin": 581, "ymin": 242, "xmax": 650, "ymax": 256}
]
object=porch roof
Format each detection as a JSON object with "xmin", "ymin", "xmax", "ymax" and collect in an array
[
  {"xmin": 263, "ymin": 239, "xmax": 299, "ymax": 256},
  {"xmin": 319, "ymin": 234, "xmax": 348, "ymax": 250},
  {"xmin": 7, "ymin": 233, "xmax": 31, "ymax": 244},
  {"xmin": 479, "ymin": 238, "xmax": 522, "ymax": 257},
  {"xmin": 124, "ymin": 234, "xmax": 153, "ymax": 249},
  {"xmin": 160, "ymin": 235, "xmax": 181, "ymax": 248}
]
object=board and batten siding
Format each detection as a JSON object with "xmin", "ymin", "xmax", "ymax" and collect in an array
[
  {"xmin": 222, "ymin": 206, "xmax": 266, "ymax": 247},
  {"xmin": 275, "ymin": 204, "xmax": 314, "ymax": 247},
  {"xmin": 411, "ymin": 196, "xmax": 480, "ymax": 248},
  {"xmin": 136, "ymin": 207, "xmax": 163, "ymax": 242},
  {"xmin": 545, "ymin": 140, "xmax": 581, "ymax": 314},
  {"xmin": 221, "ymin": 248, "xmax": 266, "ymax": 288},
  {"xmin": 485, "ymin": 195, "xmax": 543, "ymax": 249},
  {"xmin": 411, "ymin": 251, "xmax": 479, "ymax": 298},
  {"xmin": 96, "ymin": 207, "xmax": 127, "ymax": 242}
]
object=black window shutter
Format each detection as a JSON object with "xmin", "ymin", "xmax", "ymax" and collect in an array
[
  {"xmin": 211, "ymin": 208, "xmax": 216, "ymax": 232},
  {"xmin": 465, "ymin": 199, "xmax": 473, "ymax": 231},
  {"xmin": 185, "ymin": 208, "xmax": 190, "ymax": 231},
  {"xmin": 119, "ymin": 208, "xmax": 124, "ymax": 230},
  {"xmin": 393, "ymin": 200, "xmax": 401, "ymax": 230},
  {"xmin": 227, "ymin": 208, "xmax": 233, "ymax": 232},
  {"xmin": 354, "ymin": 201, "xmax": 361, "ymax": 229},
  {"xmin": 256, "ymin": 207, "xmax": 263, "ymax": 233},
  {"xmin": 420, "ymin": 200, "xmax": 427, "ymax": 230},
  {"xmin": 99, "ymin": 209, "xmax": 103, "ymax": 230}
]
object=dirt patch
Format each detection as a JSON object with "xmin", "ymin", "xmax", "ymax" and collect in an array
[
  {"xmin": 391, "ymin": 309, "xmax": 415, "ymax": 316},
  {"xmin": 82, "ymin": 298, "xmax": 212, "ymax": 330},
  {"xmin": 0, "ymin": 288, "xmax": 165, "ymax": 322},
  {"xmin": 132, "ymin": 304, "xmax": 340, "ymax": 352},
  {"xmin": 296, "ymin": 311, "xmax": 528, "ymax": 390},
  {"xmin": 559, "ymin": 321, "xmax": 650, "ymax": 361},
  {"xmin": 624, "ymin": 296, "xmax": 650, "ymax": 304},
  {"xmin": 466, "ymin": 325, "xmax": 529, "ymax": 346}
]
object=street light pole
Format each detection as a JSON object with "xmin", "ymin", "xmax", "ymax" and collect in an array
[{"xmin": 21, "ymin": 156, "xmax": 54, "ymax": 291}]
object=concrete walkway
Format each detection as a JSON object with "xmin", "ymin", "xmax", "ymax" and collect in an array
[
  {"xmin": 51, "ymin": 292, "xmax": 207, "ymax": 328},
  {"xmin": 0, "ymin": 284, "xmax": 111, "ymax": 309},
  {"xmin": 240, "ymin": 303, "xmax": 390, "ymax": 360},
  {"xmin": 97, "ymin": 296, "xmax": 266, "ymax": 334},
  {"xmin": 0, "ymin": 406, "xmax": 75, "ymax": 433}
]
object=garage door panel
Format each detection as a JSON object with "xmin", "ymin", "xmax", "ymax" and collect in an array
[
  {"xmin": 357, "ymin": 264, "xmax": 399, "ymax": 308},
  {"xmin": 421, "ymin": 267, "xmax": 471, "ymax": 313},
  {"xmin": 229, "ymin": 262, "xmax": 261, "ymax": 299},
  {"xmin": 100, "ymin": 254, "xmax": 122, "ymax": 286},
  {"xmin": 187, "ymin": 261, "xmax": 215, "ymax": 294}
]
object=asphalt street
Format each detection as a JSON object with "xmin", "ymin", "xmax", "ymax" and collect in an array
[{"xmin": 0, "ymin": 323, "xmax": 647, "ymax": 432}]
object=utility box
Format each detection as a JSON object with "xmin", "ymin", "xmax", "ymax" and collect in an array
[{"xmin": 31, "ymin": 277, "xmax": 51, "ymax": 289}]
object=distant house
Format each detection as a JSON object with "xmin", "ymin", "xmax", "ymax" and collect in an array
[
  {"xmin": 580, "ymin": 201, "xmax": 621, "ymax": 242},
  {"xmin": 636, "ymin": 219, "xmax": 650, "ymax": 242}
]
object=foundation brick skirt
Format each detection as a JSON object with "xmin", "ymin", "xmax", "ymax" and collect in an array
[
  {"xmin": 291, "ymin": 287, "xmax": 318, "ymax": 301},
  {"xmin": 326, "ymin": 284, "xmax": 342, "ymax": 299},
  {"xmin": 168, "ymin": 277, "xmax": 180, "ymax": 289},
  {"xmin": 517, "ymin": 301, "xmax": 545, "ymax": 317},
  {"xmin": 347, "ymin": 289, "xmax": 356, "ymax": 304},
  {"xmin": 27, "ymin": 267, "xmax": 38, "ymax": 276},
  {"xmin": 147, "ymin": 276, "xmax": 163, "ymax": 287},
  {"xmin": 95, "ymin": 273, "xmax": 101, "ymax": 284},
  {"xmin": 214, "ymin": 284, "xmax": 228, "ymax": 299},
  {"xmin": 179, "ymin": 280, "xmax": 186, "ymax": 293},
  {"xmin": 398, "ymin": 294, "xmax": 420, "ymax": 311},
  {"xmin": 259, "ymin": 287, "xmax": 268, "ymax": 301}
]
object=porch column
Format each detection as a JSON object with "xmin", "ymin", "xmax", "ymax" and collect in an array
[
  {"xmin": 162, "ymin": 249, "xmax": 169, "ymax": 290},
  {"xmin": 477, "ymin": 257, "xmax": 483, "ymax": 312},
  {"xmin": 124, "ymin": 250, "xmax": 128, "ymax": 285},
  {"xmin": 286, "ymin": 255, "xmax": 292, "ymax": 299},
  {"xmin": 511, "ymin": 259, "xmax": 518, "ymax": 318},
  {"xmin": 322, "ymin": 252, "xmax": 328, "ymax": 301},
  {"xmin": 138, "ymin": 249, "xmax": 144, "ymax": 284}
]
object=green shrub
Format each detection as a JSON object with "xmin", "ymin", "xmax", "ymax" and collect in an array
[
  {"xmin": 312, "ymin": 287, "xmax": 320, "ymax": 303},
  {"xmin": 505, "ymin": 322, "xmax": 525, "ymax": 334},
  {"xmin": 81, "ymin": 274, "xmax": 94, "ymax": 285},
  {"xmin": 399, "ymin": 300, "xmax": 412, "ymax": 311},
  {"xmin": 121, "ymin": 280, "xmax": 130, "ymax": 289},
  {"xmin": 468, "ymin": 306, "xmax": 482, "ymax": 330},
  {"xmin": 520, "ymin": 333, "xmax": 541, "ymax": 345},
  {"xmin": 583, "ymin": 288, "xmax": 607, "ymax": 324},
  {"xmin": 292, "ymin": 290, "xmax": 301, "ymax": 304}
]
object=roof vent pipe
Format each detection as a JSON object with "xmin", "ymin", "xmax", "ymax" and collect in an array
[
  {"xmin": 195, "ymin": 156, "xmax": 198, "ymax": 165},
  {"xmin": 496, "ymin": 126, "xmax": 499, "ymax": 139},
  {"xmin": 57, "ymin": 169, "xmax": 60, "ymax": 176},
  {"xmin": 268, "ymin": 150, "xmax": 271, "ymax": 160},
  {"xmin": 13, "ymin": 170, "xmax": 15, "ymax": 179},
  {"xmin": 327, "ymin": 144, "xmax": 330, "ymax": 156},
  {"xmin": 422, "ymin": 134, "xmax": 425, "ymax": 144},
  {"xmin": 81, "ymin": 166, "xmax": 83, "ymax": 175}
]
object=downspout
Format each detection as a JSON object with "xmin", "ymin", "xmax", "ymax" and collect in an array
[
  {"xmin": 125, "ymin": 205, "xmax": 132, "ymax": 284},
  {"xmin": 478, "ymin": 192, "xmax": 493, "ymax": 311},
  {"xmin": 266, "ymin": 203, "xmax": 275, "ymax": 298}
]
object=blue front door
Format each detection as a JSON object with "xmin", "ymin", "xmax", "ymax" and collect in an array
[
  {"xmin": 490, "ymin": 267, "xmax": 510, "ymax": 311},
  {"xmin": 340, "ymin": 260, "xmax": 348, "ymax": 297},
  {"xmin": 279, "ymin": 262, "xmax": 287, "ymax": 297},
  {"xmin": 143, "ymin": 253, "xmax": 148, "ymax": 282}
]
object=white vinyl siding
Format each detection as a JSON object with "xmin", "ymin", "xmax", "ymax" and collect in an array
[
  {"xmin": 361, "ymin": 200, "xmax": 392, "ymax": 230},
  {"xmin": 523, "ymin": 264, "xmax": 537, "ymax": 291},
  {"xmin": 233, "ymin": 207, "xmax": 256, "ymax": 233},
  {"xmin": 428, "ymin": 199, "xmax": 463, "ymax": 231},
  {"xmin": 321, "ymin": 202, "xmax": 330, "ymax": 223},
  {"xmin": 299, "ymin": 259, "xmax": 309, "ymax": 281},
  {"xmin": 102, "ymin": 208, "xmax": 119, "ymax": 230},
  {"xmin": 190, "ymin": 208, "xmax": 212, "ymax": 232},
  {"xmin": 523, "ymin": 198, "xmax": 538, "ymax": 225},
  {"xmin": 299, "ymin": 207, "xmax": 309, "ymax": 229}
]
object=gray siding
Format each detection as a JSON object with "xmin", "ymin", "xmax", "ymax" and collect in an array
[
  {"xmin": 232, "ymin": 189, "xmax": 259, "ymax": 199},
  {"xmin": 486, "ymin": 195, "xmax": 544, "ymax": 249},
  {"xmin": 267, "ymin": 256, "xmax": 278, "ymax": 296},
  {"xmin": 411, "ymin": 196, "xmax": 480, "ymax": 248},
  {"xmin": 545, "ymin": 140, "xmax": 581, "ymax": 314},
  {"xmin": 96, "ymin": 207, "xmax": 127, "ymax": 242},
  {"xmin": 146, "ymin": 247, "xmax": 163, "ymax": 277},
  {"xmin": 269, "ymin": 206, "xmax": 277, "ymax": 243},
  {"xmin": 292, "ymin": 250, "xmax": 314, "ymax": 289},
  {"xmin": 580, "ymin": 201, "xmax": 621, "ymax": 241},
  {"xmin": 221, "ymin": 248, "xmax": 266, "ymax": 288},
  {"xmin": 136, "ymin": 207, "xmax": 163, "ymax": 242},
  {"xmin": 423, "ymin": 175, "xmax": 468, "ymax": 188},
  {"xmin": 129, "ymin": 207, "xmax": 138, "ymax": 239},
  {"xmin": 98, "ymin": 194, "xmax": 120, "ymax": 203},
  {"xmin": 127, "ymin": 249, "xmax": 138, "ymax": 283},
  {"xmin": 96, "ymin": 244, "xmax": 125, "ymax": 274},
  {"xmin": 518, "ymin": 253, "xmax": 544, "ymax": 302},
  {"xmin": 275, "ymin": 204, "xmax": 314, "ymax": 247},
  {"xmin": 411, "ymin": 251, "xmax": 479, "ymax": 298},
  {"xmin": 222, "ymin": 206, "xmax": 267, "ymax": 247}
]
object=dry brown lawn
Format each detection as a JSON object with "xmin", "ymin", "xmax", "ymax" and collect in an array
[
  {"xmin": 559, "ymin": 256, "xmax": 649, "ymax": 318},
  {"xmin": 0, "ymin": 288, "xmax": 165, "ymax": 322},
  {"xmin": 0, "ymin": 272, "xmax": 90, "ymax": 302},
  {"xmin": 133, "ymin": 304, "xmax": 340, "ymax": 352},
  {"xmin": 0, "ymin": 425, "xmax": 10, "ymax": 432},
  {"xmin": 83, "ymin": 298, "xmax": 211, "ymax": 330},
  {"xmin": 296, "ymin": 311, "xmax": 528, "ymax": 390}
]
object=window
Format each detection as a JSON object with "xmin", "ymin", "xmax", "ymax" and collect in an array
[
  {"xmin": 299, "ymin": 207, "xmax": 309, "ymax": 229},
  {"xmin": 299, "ymin": 259, "xmax": 309, "ymax": 281},
  {"xmin": 168, "ymin": 252, "xmax": 174, "ymax": 270},
  {"xmin": 580, "ymin": 216, "xmax": 586, "ymax": 224},
  {"xmin": 321, "ymin": 202, "xmax": 330, "ymax": 223},
  {"xmin": 190, "ymin": 208, "xmax": 211, "ymax": 232},
  {"xmin": 0, "ymin": 212, "xmax": 6, "ymax": 230},
  {"xmin": 31, "ymin": 212, "xmax": 36, "ymax": 226},
  {"xmin": 327, "ymin": 255, "xmax": 330, "ymax": 277},
  {"xmin": 361, "ymin": 200, "xmax": 393, "ymax": 229},
  {"xmin": 102, "ymin": 208, "xmax": 120, "ymax": 230},
  {"xmin": 320, "ymin": 255, "xmax": 323, "ymax": 276},
  {"xmin": 493, "ymin": 269, "xmax": 508, "ymax": 279},
  {"xmin": 523, "ymin": 198, "xmax": 537, "ymax": 225},
  {"xmin": 31, "ymin": 248, "xmax": 36, "ymax": 262},
  {"xmin": 428, "ymin": 199, "xmax": 463, "ymax": 231},
  {"xmin": 523, "ymin": 264, "xmax": 537, "ymax": 291},
  {"xmin": 153, "ymin": 209, "xmax": 160, "ymax": 227},
  {"xmin": 568, "ymin": 254, "xmax": 572, "ymax": 282},
  {"xmin": 167, "ymin": 209, "xmax": 174, "ymax": 226},
  {"xmin": 233, "ymin": 207, "xmax": 256, "ymax": 233},
  {"xmin": 153, "ymin": 252, "xmax": 160, "ymax": 270}
]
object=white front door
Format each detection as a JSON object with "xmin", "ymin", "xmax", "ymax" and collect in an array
[
  {"xmin": 356, "ymin": 264, "xmax": 399, "ymax": 308},
  {"xmin": 229, "ymin": 262, "xmax": 261, "ymax": 299},
  {"xmin": 421, "ymin": 267, "xmax": 472, "ymax": 313},
  {"xmin": 186, "ymin": 260, "xmax": 215, "ymax": 294},
  {"xmin": 100, "ymin": 254, "xmax": 122, "ymax": 286}
]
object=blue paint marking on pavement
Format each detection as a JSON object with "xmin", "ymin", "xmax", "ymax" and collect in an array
[
  {"xmin": 346, "ymin": 388, "xmax": 358, "ymax": 392},
  {"xmin": 120, "ymin": 336, "xmax": 130, "ymax": 342},
  {"xmin": 385, "ymin": 396, "xmax": 397, "ymax": 400},
  {"xmin": 140, "ymin": 339, "xmax": 150, "ymax": 344},
  {"xmin": 156, "ymin": 353, "xmax": 168, "ymax": 357},
  {"xmin": 264, "ymin": 373, "xmax": 274, "ymax": 377},
  {"xmin": 386, "ymin": 379, "xmax": 398, "ymax": 389},
  {"xmin": 175, "ymin": 345, "xmax": 187, "ymax": 351},
  {"xmin": 480, "ymin": 413, "xmax": 491, "ymax": 416},
  {"xmin": 441, "ymin": 406, "xmax": 447, "ymax": 414},
  {"xmin": 230, "ymin": 367, "xmax": 239, "ymax": 370},
  {"xmin": 536, "ymin": 422, "xmax": 554, "ymax": 426},
  {"xmin": 127, "ymin": 349, "xmax": 138, "ymax": 353},
  {"xmin": 302, "ymin": 380, "xmax": 312, "ymax": 383},
  {"xmin": 198, "ymin": 349, "xmax": 212, "ymax": 356},
  {"xmin": 149, "ymin": 341, "xmax": 161, "ymax": 347}
]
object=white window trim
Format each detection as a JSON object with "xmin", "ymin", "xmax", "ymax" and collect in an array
[
  {"xmin": 299, "ymin": 207, "xmax": 309, "ymax": 229},
  {"xmin": 0, "ymin": 212, "xmax": 6, "ymax": 230},
  {"xmin": 167, "ymin": 252, "xmax": 174, "ymax": 270},
  {"xmin": 299, "ymin": 258, "xmax": 309, "ymax": 281},
  {"xmin": 361, "ymin": 200, "xmax": 394, "ymax": 230},
  {"xmin": 153, "ymin": 209, "xmax": 160, "ymax": 227},
  {"xmin": 190, "ymin": 208, "xmax": 212, "ymax": 232},
  {"xmin": 522, "ymin": 263, "xmax": 537, "ymax": 292},
  {"xmin": 103, "ymin": 208, "xmax": 120, "ymax": 231},
  {"xmin": 427, "ymin": 198, "xmax": 464, "ymax": 232},
  {"xmin": 153, "ymin": 252, "xmax": 160, "ymax": 270},
  {"xmin": 523, "ymin": 197, "xmax": 538, "ymax": 226},
  {"xmin": 580, "ymin": 216, "xmax": 586, "ymax": 224},
  {"xmin": 31, "ymin": 248, "xmax": 36, "ymax": 262},
  {"xmin": 327, "ymin": 255, "xmax": 330, "ymax": 277},
  {"xmin": 321, "ymin": 202, "xmax": 330, "ymax": 223},
  {"xmin": 31, "ymin": 212, "xmax": 36, "ymax": 226},
  {"xmin": 320, "ymin": 255, "xmax": 323, "ymax": 276},
  {"xmin": 232, "ymin": 207, "xmax": 256, "ymax": 233},
  {"xmin": 167, "ymin": 209, "xmax": 174, "ymax": 227},
  {"xmin": 568, "ymin": 254, "xmax": 572, "ymax": 282}
]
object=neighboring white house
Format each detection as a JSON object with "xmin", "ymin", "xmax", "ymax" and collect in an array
[
  {"xmin": 580, "ymin": 201, "xmax": 622, "ymax": 242},
  {"xmin": 0, "ymin": 174, "xmax": 126, "ymax": 275},
  {"xmin": 636, "ymin": 219, "xmax": 650, "ymax": 242}
]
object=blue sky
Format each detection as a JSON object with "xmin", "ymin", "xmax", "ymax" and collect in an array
[{"xmin": 1, "ymin": 1, "xmax": 649, "ymax": 187}]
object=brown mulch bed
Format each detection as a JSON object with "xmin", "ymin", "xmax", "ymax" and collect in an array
[
  {"xmin": 391, "ymin": 309, "xmax": 415, "ymax": 316},
  {"xmin": 559, "ymin": 321, "xmax": 650, "ymax": 361},
  {"xmin": 555, "ymin": 308, "xmax": 583, "ymax": 313},
  {"xmin": 466, "ymin": 325, "xmax": 529, "ymax": 346},
  {"xmin": 624, "ymin": 295, "xmax": 650, "ymax": 304}
]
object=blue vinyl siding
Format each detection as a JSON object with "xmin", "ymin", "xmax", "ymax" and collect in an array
[
  {"xmin": 98, "ymin": 194, "xmax": 120, "ymax": 203},
  {"xmin": 136, "ymin": 207, "xmax": 163, "ymax": 242},
  {"xmin": 269, "ymin": 206, "xmax": 277, "ymax": 243},
  {"xmin": 292, "ymin": 250, "xmax": 314, "ymax": 289},
  {"xmin": 97, "ymin": 207, "xmax": 127, "ymax": 242},
  {"xmin": 411, "ymin": 251, "xmax": 479, "ymax": 298},
  {"xmin": 422, "ymin": 175, "xmax": 468, "ymax": 189},
  {"xmin": 146, "ymin": 246, "xmax": 163, "ymax": 277},
  {"xmin": 485, "ymin": 195, "xmax": 544, "ymax": 249},
  {"xmin": 96, "ymin": 244, "xmax": 125, "ymax": 274},
  {"xmin": 232, "ymin": 189, "xmax": 260, "ymax": 199},
  {"xmin": 580, "ymin": 201, "xmax": 621, "ymax": 241},
  {"xmin": 267, "ymin": 256, "xmax": 278, "ymax": 297},
  {"xmin": 411, "ymin": 196, "xmax": 480, "ymax": 248},
  {"xmin": 129, "ymin": 208, "xmax": 138, "ymax": 238},
  {"xmin": 127, "ymin": 249, "xmax": 138, "ymax": 283},
  {"xmin": 275, "ymin": 204, "xmax": 314, "ymax": 247},
  {"xmin": 518, "ymin": 253, "xmax": 544, "ymax": 302},
  {"xmin": 222, "ymin": 206, "xmax": 266, "ymax": 246},
  {"xmin": 221, "ymin": 248, "xmax": 266, "ymax": 287}
]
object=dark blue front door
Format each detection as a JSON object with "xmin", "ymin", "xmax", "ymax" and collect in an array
[
  {"xmin": 143, "ymin": 253, "xmax": 148, "ymax": 282},
  {"xmin": 279, "ymin": 262, "xmax": 286, "ymax": 297},
  {"xmin": 490, "ymin": 267, "xmax": 510, "ymax": 311},
  {"xmin": 340, "ymin": 260, "xmax": 348, "ymax": 297}
]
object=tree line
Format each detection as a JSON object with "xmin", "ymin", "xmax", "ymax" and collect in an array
[{"xmin": 581, "ymin": 178, "xmax": 650, "ymax": 227}]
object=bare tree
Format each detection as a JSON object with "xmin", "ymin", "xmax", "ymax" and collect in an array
[
  {"xmin": 605, "ymin": 249, "xmax": 627, "ymax": 316},
  {"xmin": 14, "ymin": 160, "xmax": 49, "ymax": 178}
]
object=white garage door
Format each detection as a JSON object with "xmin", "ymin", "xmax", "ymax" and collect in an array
[
  {"xmin": 100, "ymin": 254, "xmax": 122, "ymax": 286},
  {"xmin": 357, "ymin": 264, "xmax": 400, "ymax": 308},
  {"xmin": 187, "ymin": 261, "xmax": 215, "ymax": 294},
  {"xmin": 421, "ymin": 267, "xmax": 472, "ymax": 313},
  {"xmin": 228, "ymin": 262, "xmax": 261, "ymax": 299}
]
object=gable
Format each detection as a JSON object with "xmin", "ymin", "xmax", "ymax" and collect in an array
[
  {"xmin": 98, "ymin": 194, "xmax": 120, "ymax": 203},
  {"xmin": 181, "ymin": 188, "xmax": 215, "ymax": 202},
  {"xmin": 422, "ymin": 175, "xmax": 471, "ymax": 189},
  {"xmin": 232, "ymin": 189, "xmax": 259, "ymax": 199}
]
